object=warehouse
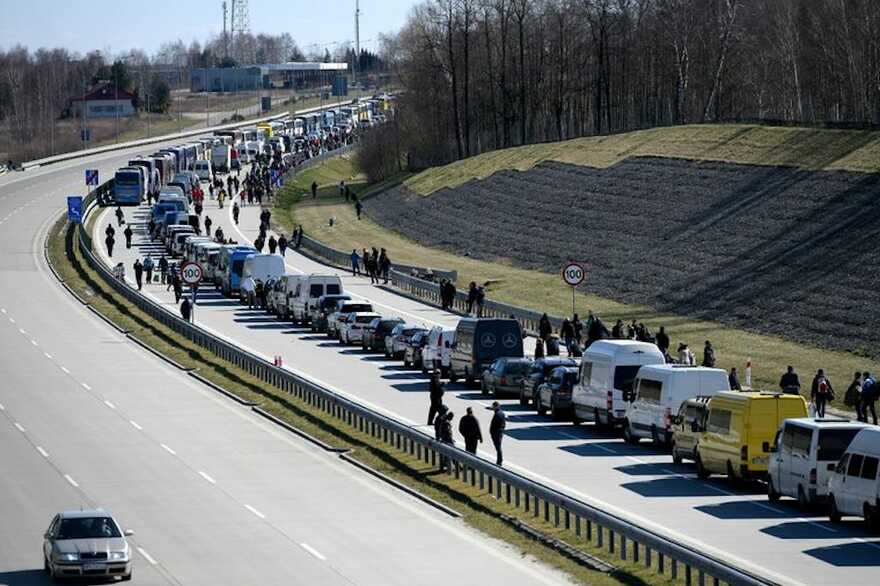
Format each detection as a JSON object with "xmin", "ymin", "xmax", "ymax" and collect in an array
[{"xmin": 190, "ymin": 62, "xmax": 348, "ymax": 92}]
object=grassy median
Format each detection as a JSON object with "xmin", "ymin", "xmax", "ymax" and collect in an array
[{"xmin": 50, "ymin": 215, "xmax": 695, "ymax": 586}]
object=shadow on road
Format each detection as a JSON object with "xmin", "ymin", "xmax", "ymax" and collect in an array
[
  {"xmin": 695, "ymin": 499, "xmax": 802, "ymax": 520},
  {"xmin": 0, "ymin": 569, "xmax": 52, "ymax": 586},
  {"xmin": 761, "ymin": 520, "xmax": 868, "ymax": 540},
  {"xmin": 805, "ymin": 540, "xmax": 880, "ymax": 566}
]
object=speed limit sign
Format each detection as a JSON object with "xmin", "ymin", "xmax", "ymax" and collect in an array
[
  {"xmin": 562, "ymin": 263, "xmax": 586, "ymax": 287},
  {"xmin": 180, "ymin": 262, "xmax": 203, "ymax": 285}
]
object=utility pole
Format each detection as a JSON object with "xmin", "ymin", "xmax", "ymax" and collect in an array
[
  {"xmin": 354, "ymin": 0, "xmax": 360, "ymax": 87},
  {"xmin": 222, "ymin": 1, "xmax": 229, "ymax": 60}
]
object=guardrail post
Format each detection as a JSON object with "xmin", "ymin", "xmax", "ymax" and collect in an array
[
  {"xmin": 543, "ymin": 500, "xmax": 549, "ymax": 522},
  {"xmin": 514, "ymin": 487, "xmax": 520, "ymax": 508},
  {"xmin": 620, "ymin": 535, "xmax": 627, "ymax": 561},
  {"xmin": 671, "ymin": 560, "xmax": 678, "ymax": 581},
  {"xmin": 505, "ymin": 483, "xmax": 511, "ymax": 504},
  {"xmin": 597, "ymin": 525, "xmax": 603, "ymax": 548},
  {"xmin": 564, "ymin": 510, "xmax": 570, "ymax": 531},
  {"xmin": 479, "ymin": 471, "xmax": 484, "ymax": 490},
  {"xmin": 533, "ymin": 495, "xmax": 539, "ymax": 518},
  {"xmin": 609, "ymin": 529, "xmax": 615, "ymax": 554},
  {"xmin": 553, "ymin": 504, "xmax": 559, "ymax": 527},
  {"xmin": 658, "ymin": 553, "xmax": 665, "ymax": 575}
]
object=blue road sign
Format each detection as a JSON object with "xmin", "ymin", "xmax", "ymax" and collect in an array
[
  {"xmin": 85, "ymin": 169, "xmax": 99, "ymax": 186},
  {"xmin": 67, "ymin": 197, "xmax": 83, "ymax": 224}
]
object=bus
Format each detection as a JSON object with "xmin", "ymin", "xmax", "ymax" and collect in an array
[
  {"xmin": 256, "ymin": 122, "xmax": 274, "ymax": 138},
  {"xmin": 113, "ymin": 168, "xmax": 145, "ymax": 205}
]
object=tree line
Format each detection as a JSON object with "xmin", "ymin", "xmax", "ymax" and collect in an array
[{"xmin": 388, "ymin": 0, "xmax": 880, "ymax": 166}]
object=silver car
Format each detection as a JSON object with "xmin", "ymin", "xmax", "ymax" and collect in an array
[{"xmin": 43, "ymin": 509, "xmax": 133, "ymax": 581}]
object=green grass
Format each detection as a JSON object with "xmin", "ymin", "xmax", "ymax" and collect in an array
[
  {"xmin": 405, "ymin": 123, "xmax": 880, "ymax": 195},
  {"xmin": 48, "ymin": 215, "xmax": 691, "ymax": 586}
]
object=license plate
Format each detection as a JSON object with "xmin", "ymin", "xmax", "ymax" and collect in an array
[
  {"xmin": 751, "ymin": 457, "xmax": 768, "ymax": 466},
  {"xmin": 83, "ymin": 564, "xmax": 105, "ymax": 571}
]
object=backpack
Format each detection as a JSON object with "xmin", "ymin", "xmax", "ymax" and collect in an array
[{"xmin": 864, "ymin": 378, "xmax": 877, "ymax": 401}]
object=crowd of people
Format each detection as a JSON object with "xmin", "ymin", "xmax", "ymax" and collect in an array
[{"xmin": 349, "ymin": 247, "xmax": 392, "ymax": 284}]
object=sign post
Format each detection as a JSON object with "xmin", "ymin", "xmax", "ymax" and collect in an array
[
  {"xmin": 561, "ymin": 262, "xmax": 587, "ymax": 317},
  {"xmin": 180, "ymin": 261, "xmax": 203, "ymax": 322},
  {"xmin": 67, "ymin": 197, "xmax": 83, "ymax": 224}
]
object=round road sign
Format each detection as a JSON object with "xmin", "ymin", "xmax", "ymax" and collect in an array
[
  {"xmin": 562, "ymin": 263, "xmax": 586, "ymax": 287},
  {"xmin": 180, "ymin": 262, "xmax": 203, "ymax": 285}
]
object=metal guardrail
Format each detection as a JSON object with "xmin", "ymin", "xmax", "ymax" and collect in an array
[
  {"xmin": 20, "ymin": 100, "xmax": 352, "ymax": 170},
  {"xmin": 71, "ymin": 181, "xmax": 774, "ymax": 586}
]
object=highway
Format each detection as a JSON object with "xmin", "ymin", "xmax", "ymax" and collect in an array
[
  {"xmin": 0, "ymin": 147, "xmax": 574, "ymax": 586},
  {"xmin": 88, "ymin": 164, "xmax": 880, "ymax": 586}
]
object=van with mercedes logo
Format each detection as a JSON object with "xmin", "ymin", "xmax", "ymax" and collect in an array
[{"xmin": 449, "ymin": 318, "xmax": 524, "ymax": 387}]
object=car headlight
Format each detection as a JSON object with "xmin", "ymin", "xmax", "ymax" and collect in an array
[
  {"xmin": 55, "ymin": 552, "xmax": 78, "ymax": 561},
  {"xmin": 109, "ymin": 551, "xmax": 127, "ymax": 561}
]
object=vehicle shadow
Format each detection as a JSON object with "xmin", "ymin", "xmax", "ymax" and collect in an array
[
  {"xmin": 621, "ymin": 478, "xmax": 727, "ymax": 498},
  {"xmin": 505, "ymin": 425, "xmax": 574, "ymax": 441},
  {"xmin": 381, "ymin": 372, "xmax": 425, "ymax": 380},
  {"xmin": 0, "ymin": 569, "xmax": 54, "ymax": 585},
  {"xmin": 761, "ymin": 520, "xmax": 868, "ymax": 539},
  {"xmin": 196, "ymin": 300, "xmax": 241, "ymax": 307},
  {"xmin": 805, "ymin": 540, "xmax": 880, "ymax": 566},
  {"xmin": 338, "ymin": 349, "xmax": 367, "ymax": 355},
  {"xmin": 297, "ymin": 335, "xmax": 330, "ymax": 341},
  {"xmin": 233, "ymin": 316, "xmax": 281, "ymax": 324},
  {"xmin": 615, "ymin": 462, "xmax": 686, "ymax": 476},
  {"xmin": 360, "ymin": 355, "xmax": 391, "ymax": 362},
  {"xmin": 560, "ymin": 441, "xmax": 667, "ymax": 458},
  {"xmin": 696, "ymin": 499, "xmax": 803, "ymax": 519},
  {"xmin": 390, "ymin": 382, "xmax": 429, "ymax": 393}
]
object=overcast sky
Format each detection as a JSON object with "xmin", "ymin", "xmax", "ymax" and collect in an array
[{"xmin": 1, "ymin": 0, "xmax": 419, "ymax": 57}]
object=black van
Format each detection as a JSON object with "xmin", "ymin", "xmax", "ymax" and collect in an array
[{"xmin": 450, "ymin": 318, "xmax": 524, "ymax": 387}]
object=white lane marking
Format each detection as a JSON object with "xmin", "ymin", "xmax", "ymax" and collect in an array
[
  {"xmin": 64, "ymin": 474, "xmax": 79, "ymax": 488},
  {"xmin": 129, "ymin": 420, "xmax": 143, "ymax": 430},
  {"xmin": 0, "ymin": 402, "xmax": 4, "ymax": 410},
  {"xmin": 244, "ymin": 504, "xmax": 265, "ymax": 519},
  {"xmin": 300, "ymin": 543, "xmax": 326, "ymax": 561},
  {"xmin": 18, "ymin": 328, "xmax": 25, "ymax": 334},
  {"xmin": 14, "ymin": 422, "xmax": 25, "ymax": 432},
  {"xmin": 198, "ymin": 471, "xmax": 216, "ymax": 484},
  {"xmin": 136, "ymin": 547, "xmax": 157, "ymax": 565},
  {"xmin": 60, "ymin": 366, "xmax": 70, "ymax": 374},
  {"xmin": 30, "ymin": 339, "xmax": 38, "ymax": 347},
  {"xmin": 7, "ymin": 317, "xmax": 14, "ymax": 323},
  {"xmin": 0, "ymin": 308, "xmax": 6, "ymax": 313},
  {"xmin": 104, "ymin": 400, "xmax": 116, "ymax": 410},
  {"xmin": 81, "ymin": 382, "xmax": 92, "ymax": 391},
  {"xmin": 160, "ymin": 444, "xmax": 177, "ymax": 456},
  {"xmin": 44, "ymin": 352, "xmax": 52, "ymax": 359},
  {"xmin": 36, "ymin": 446, "xmax": 49, "ymax": 458}
]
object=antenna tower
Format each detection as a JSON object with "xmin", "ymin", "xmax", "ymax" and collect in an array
[
  {"xmin": 354, "ymin": 0, "xmax": 361, "ymax": 82},
  {"xmin": 222, "ymin": 1, "xmax": 228, "ymax": 59},
  {"xmin": 230, "ymin": 0, "xmax": 251, "ymax": 62}
]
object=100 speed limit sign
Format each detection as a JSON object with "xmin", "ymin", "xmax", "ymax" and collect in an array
[
  {"xmin": 562, "ymin": 263, "xmax": 586, "ymax": 286},
  {"xmin": 180, "ymin": 262, "xmax": 203, "ymax": 285}
]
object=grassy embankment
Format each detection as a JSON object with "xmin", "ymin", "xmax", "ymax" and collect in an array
[
  {"xmin": 274, "ymin": 124, "xmax": 880, "ymax": 405},
  {"xmin": 51, "ymin": 215, "xmax": 674, "ymax": 586}
]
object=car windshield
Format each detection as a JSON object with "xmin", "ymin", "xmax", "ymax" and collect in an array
[
  {"xmin": 115, "ymin": 172, "xmax": 140, "ymax": 186},
  {"xmin": 817, "ymin": 429, "xmax": 861, "ymax": 461},
  {"xmin": 56, "ymin": 517, "xmax": 121, "ymax": 540},
  {"xmin": 355, "ymin": 315, "xmax": 375, "ymax": 323},
  {"xmin": 505, "ymin": 362, "xmax": 531, "ymax": 375},
  {"xmin": 342, "ymin": 304, "xmax": 372, "ymax": 313}
]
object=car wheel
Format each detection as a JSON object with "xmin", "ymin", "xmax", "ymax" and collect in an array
[
  {"xmin": 465, "ymin": 369, "xmax": 475, "ymax": 388},
  {"xmin": 864, "ymin": 503, "xmax": 879, "ymax": 533},
  {"xmin": 671, "ymin": 443, "xmax": 683, "ymax": 465},
  {"xmin": 519, "ymin": 390, "xmax": 528, "ymax": 406},
  {"xmin": 726, "ymin": 461, "xmax": 740, "ymax": 487},
  {"xmin": 829, "ymin": 496, "xmax": 842, "ymax": 523},
  {"xmin": 797, "ymin": 485, "xmax": 810, "ymax": 511},
  {"xmin": 385, "ymin": 347, "xmax": 391, "ymax": 358},
  {"xmin": 481, "ymin": 381, "xmax": 489, "ymax": 396},
  {"xmin": 651, "ymin": 426, "xmax": 662, "ymax": 447},
  {"xmin": 537, "ymin": 400, "xmax": 547, "ymax": 416},
  {"xmin": 404, "ymin": 358, "xmax": 410, "ymax": 367},
  {"xmin": 623, "ymin": 421, "xmax": 639, "ymax": 444},
  {"xmin": 767, "ymin": 475, "xmax": 781, "ymax": 502},
  {"xmin": 551, "ymin": 402, "xmax": 561, "ymax": 421},
  {"xmin": 696, "ymin": 454, "xmax": 710, "ymax": 479},
  {"xmin": 122, "ymin": 568, "xmax": 132, "ymax": 582}
]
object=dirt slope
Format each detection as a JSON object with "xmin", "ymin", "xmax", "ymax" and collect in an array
[{"xmin": 367, "ymin": 157, "xmax": 880, "ymax": 358}]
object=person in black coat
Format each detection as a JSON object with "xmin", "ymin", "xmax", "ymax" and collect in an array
[
  {"xmin": 180, "ymin": 297, "xmax": 191, "ymax": 321},
  {"xmin": 489, "ymin": 402, "xmax": 506, "ymax": 466},
  {"xmin": 539, "ymin": 313, "xmax": 552, "ymax": 342},
  {"xmin": 427, "ymin": 373, "xmax": 445, "ymax": 425},
  {"xmin": 458, "ymin": 407, "xmax": 483, "ymax": 454},
  {"xmin": 779, "ymin": 366, "xmax": 801, "ymax": 395},
  {"xmin": 728, "ymin": 367, "xmax": 742, "ymax": 391},
  {"xmin": 656, "ymin": 326, "xmax": 670, "ymax": 356}
]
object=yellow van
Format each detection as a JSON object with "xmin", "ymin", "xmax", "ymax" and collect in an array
[
  {"xmin": 694, "ymin": 391, "xmax": 807, "ymax": 483},
  {"xmin": 256, "ymin": 122, "xmax": 274, "ymax": 138}
]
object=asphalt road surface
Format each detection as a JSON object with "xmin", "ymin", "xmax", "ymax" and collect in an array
[
  {"xmin": 90, "ymin": 169, "xmax": 880, "ymax": 586},
  {"xmin": 0, "ymin": 149, "xmax": 573, "ymax": 586}
]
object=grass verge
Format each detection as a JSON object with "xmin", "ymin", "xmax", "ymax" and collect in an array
[
  {"xmin": 405, "ymin": 123, "xmax": 880, "ymax": 195},
  {"xmin": 50, "ymin": 216, "xmax": 687, "ymax": 586}
]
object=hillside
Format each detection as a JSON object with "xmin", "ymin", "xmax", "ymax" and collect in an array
[
  {"xmin": 368, "ymin": 155, "xmax": 880, "ymax": 359},
  {"xmin": 404, "ymin": 124, "xmax": 880, "ymax": 195}
]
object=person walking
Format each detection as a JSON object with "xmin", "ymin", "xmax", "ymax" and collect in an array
[
  {"xmin": 439, "ymin": 411, "xmax": 455, "ymax": 471},
  {"xmin": 204, "ymin": 216, "xmax": 212, "ymax": 238},
  {"xmin": 427, "ymin": 372, "xmax": 445, "ymax": 425},
  {"xmin": 355, "ymin": 200, "xmax": 363, "ymax": 220},
  {"xmin": 180, "ymin": 297, "xmax": 192, "ymax": 322},
  {"xmin": 379, "ymin": 249, "xmax": 391, "ymax": 284},
  {"xmin": 105, "ymin": 233, "xmax": 115, "ymax": 258},
  {"xmin": 489, "ymin": 402, "xmax": 506, "ymax": 466},
  {"xmin": 115, "ymin": 205, "xmax": 124, "ymax": 227},
  {"xmin": 845, "ymin": 372, "xmax": 865, "ymax": 422},
  {"xmin": 339, "ymin": 180, "xmax": 346, "ymax": 199},
  {"xmin": 133, "ymin": 259, "xmax": 144, "ymax": 291},
  {"xmin": 232, "ymin": 202, "xmax": 240, "ymax": 225},
  {"xmin": 278, "ymin": 234, "xmax": 288, "ymax": 257},
  {"xmin": 656, "ymin": 326, "xmax": 670, "ymax": 357},
  {"xmin": 677, "ymin": 343, "xmax": 695, "ymax": 365},
  {"xmin": 572, "ymin": 313, "xmax": 583, "ymax": 346},
  {"xmin": 560, "ymin": 318, "xmax": 574, "ymax": 354},
  {"xmin": 466, "ymin": 282, "xmax": 477, "ymax": 315},
  {"xmin": 254, "ymin": 236, "xmax": 265, "ymax": 253},
  {"xmin": 217, "ymin": 189, "xmax": 225, "ymax": 209},
  {"xmin": 172, "ymin": 272, "xmax": 183, "ymax": 303},
  {"xmin": 123, "ymin": 224, "xmax": 133, "ymax": 249},
  {"xmin": 475, "ymin": 286, "xmax": 485, "ymax": 317},
  {"xmin": 539, "ymin": 313, "xmax": 553, "ymax": 342},
  {"xmin": 728, "ymin": 367, "xmax": 742, "ymax": 391},
  {"xmin": 440, "ymin": 340, "xmax": 452, "ymax": 378},
  {"xmin": 311, "ymin": 181, "xmax": 318, "ymax": 199},
  {"xmin": 779, "ymin": 366, "xmax": 801, "ymax": 395},
  {"xmin": 159, "ymin": 255, "xmax": 169, "ymax": 285},
  {"xmin": 350, "ymin": 249, "xmax": 361, "ymax": 275},
  {"xmin": 458, "ymin": 407, "xmax": 483, "ymax": 454},
  {"xmin": 268, "ymin": 235, "xmax": 278, "ymax": 254},
  {"xmin": 811, "ymin": 369, "xmax": 834, "ymax": 418},
  {"xmin": 702, "ymin": 340, "xmax": 716, "ymax": 368},
  {"xmin": 862, "ymin": 371, "xmax": 877, "ymax": 425},
  {"xmin": 143, "ymin": 255, "xmax": 154, "ymax": 285}
]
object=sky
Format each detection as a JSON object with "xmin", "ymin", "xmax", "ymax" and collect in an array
[{"xmin": 0, "ymin": 0, "xmax": 420, "ymax": 57}]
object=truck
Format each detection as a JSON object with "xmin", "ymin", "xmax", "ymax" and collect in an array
[{"xmin": 113, "ymin": 167, "xmax": 146, "ymax": 205}]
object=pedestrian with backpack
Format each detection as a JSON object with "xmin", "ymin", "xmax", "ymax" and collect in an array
[
  {"xmin": 862, "ymin": 371, "xmax": 877, "ymax": 425},
  {"xmin": 811, "ymin": 369, "xmax": 834, "ymax": 418}
]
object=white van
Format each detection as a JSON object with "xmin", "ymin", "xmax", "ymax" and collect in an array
[
  {"xmin": 572, "ymin": 340, "xmax": 665, "ymax": 429},
  {"xmin": 193, "ymin": 160, "xmax": 212, "ymax": 182},
  {"xmin": 424, "ymin": 327, "xmax": 457, "ymax": 373},
  {"xmin": 269, "ymin": 274, "xmax": 301, "ymax": 318},
  {"xmin": 769, "ymin": 418, "xmax": 867, "ymax": 509},
  {"xmin": 211, "ymin": 144, "xmax": 231, "ymax": 172},
  {"xmin": 245, "ymin": 141, "xmax": 262, "ymax": 162},
  {"xmin": 623, "ymin": 365, "xmax": 729, "ymax": 446},
  {"xmin": 826, "ymin": 427, "xmax": 880, "ymax": 528},
  {"xmin": 290, "ymin": 275, "xmax": 344, "ymax": 324},
  {"xmin": 239, "ymin": 254, "xmax": 286, "ymax": 297}
]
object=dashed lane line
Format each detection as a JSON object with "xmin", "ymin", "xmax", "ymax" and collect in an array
[
  {"xmin": 129, "ymin": 420, "xmax": 143, "ymax": 430},
  {"xmin": 64, "ymin": 474, "xmax": 79, "ymax": 488},
  {"xmin": 160, "ymin": 444, "xmax": 177, "ymax": 456},
  {"xmin": 14, "ymin": 422, "xmax": 26, "ymax": 432},
  {"xmin": 198, "ymin": 471, "xmax": 217, "ymax": 484},
  {"xmin": 36, "ymin": 446, "xmax": 49, "ymax": 458},
  {"xmin": 244, "ymin": 504, "xmax": 266, "ymax": 519},
  {"xmin": 300, "ymin": 543, "xmax": 326, "ymax": 561},
  {"xmin": 137, "ymin": 547, "xmax": 158, "ymax": 565}
]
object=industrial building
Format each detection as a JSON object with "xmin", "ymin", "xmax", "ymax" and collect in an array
[{"xmin": 190, "ymin": 62, "xmax": 349, "ymax": 92}]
